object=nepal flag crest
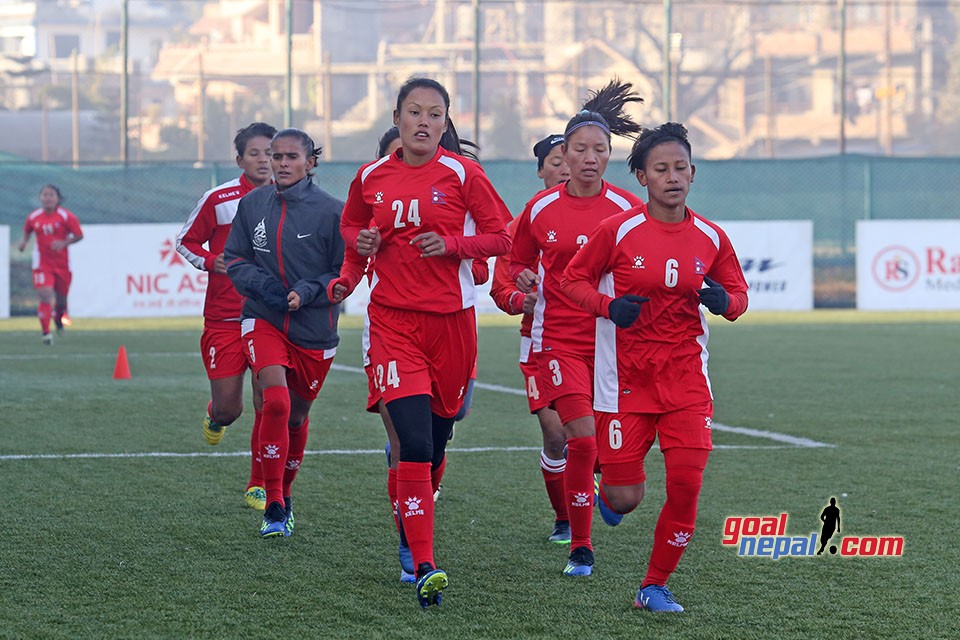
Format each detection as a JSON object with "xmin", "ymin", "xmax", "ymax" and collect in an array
[
  {"xmin": 694, "ymin": 256, "xmax": 707, "ymax": 275},
  {"xmin": 431, "ymin": 187, "xmax": 447, "ymax": 205}
]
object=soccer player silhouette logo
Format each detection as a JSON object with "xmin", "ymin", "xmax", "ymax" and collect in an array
[{"xmin": 817, "ymin": 497, "xmax": 842, "ymax": 555}]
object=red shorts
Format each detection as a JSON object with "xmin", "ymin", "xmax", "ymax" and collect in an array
[
  {"xmin": 33, "ymin": 268, "xmax": 71, "ymax": 296},
  {"xmin": 240, "ymin": 318, "xmax": 335, "ymax": 401},
  {"xmin": 534, "ymin": 349, "xmax": 594, "ymax": 423},
  {"xmin": 364, "ymin": 363, "xmax": 382, "ymax": 413},
  {"xmin": 200, "ymin": 321, "xmax": 249, "ymax": 380},
  {"xmin": 367, "ymin": 304, "xmax": 476, "ymax": 419},
  {"xmin": 596, "ymin": 402, "xmax": 714, "ymax": 486},
  {"xmin": 518, "ymin": 337, "xmax": 549, "ymax": 414}
]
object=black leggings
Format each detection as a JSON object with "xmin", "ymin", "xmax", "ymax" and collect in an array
[{"xmin": 386, "ymin": 394, "xmax": 453, "ymax": 468}]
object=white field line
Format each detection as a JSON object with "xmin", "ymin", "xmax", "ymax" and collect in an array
[{"xmin": 0, "ymin": 353, "xmax": 833, "ymax": 461}]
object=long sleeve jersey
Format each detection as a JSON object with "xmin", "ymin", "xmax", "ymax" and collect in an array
[
  {"xmin": 339, "ymin": 147, "xmax": 511, "ymax": 314},
  {"xmin": 509, "ymin": 181, "xmax": 641, "ymax": 356},
  {"xmin": 177, "ymin": 173, "xmax": 261, "ymax": 323},
  {"xmin": 490, "ymin": 216, "xmax": 534, "ymax": 338},
  {"xmin": 561, "ymin": 205, "xmax": 748, "ymax": 414},
  {"xmin": 225, "ymin": 177, "xmax": 345, "ymax": 351}
]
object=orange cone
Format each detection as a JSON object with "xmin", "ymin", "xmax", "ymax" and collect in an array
[{"xmin": 113, "ymin": 345, "xmax": 131, "ymax": 379}]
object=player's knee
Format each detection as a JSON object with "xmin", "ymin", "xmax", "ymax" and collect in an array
[
  {"xmin": 261, "ymin": 387, "xmax": 291, "ymax": 421},
  {"xmin": 211, "ymin": 403, "xmax": 243, "ymax": 426},
  {"xmin": 606, "ymin": 483, "xmax": 644, "ymax": 514}
]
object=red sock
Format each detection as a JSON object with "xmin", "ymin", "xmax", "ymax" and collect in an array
[
  {"xmin": 540, "ymin": 450, "xmax": 568, "ymax": 521},
  {"xmin": 387, "ymin": 467, "xmax": 401, "ymax": 534},
  {"xmin": 564, "ymin": 436, "xmax": 597, "ymax": 551},
  {"xmin": 55, "ymin": 304, "xmax": 66, "ymax": 325},
  {"xmin": 259, "ymin": 386, "xmax": 291, "ymax": 507},
  {"xmin": 37, "ymin": 302, "xmax": 52, "ymax": 335},
  {"xmin": 643, "ymin": 448, "xmax": 709, "ymax": 586},
  {"xmin": 282, "ymin": 417, "xmax": 309, "ymax": 498},
  {"xmin": 247, "ymin": 409, "xmax": 264, "ymax": 489},
  {"xmin": 430, "ymin": 455, "xmax": 446, "ymax": 495},
  {"xmin": 397, "ymin": 461, "xmax": 435, "ymax": 570}
]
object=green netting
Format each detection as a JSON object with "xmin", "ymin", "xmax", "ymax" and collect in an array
[{"xmin": 4, "ymin": 156, "xmax": 960, "ymax": 308}]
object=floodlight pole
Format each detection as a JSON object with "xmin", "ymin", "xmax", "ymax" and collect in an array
[
  {"xmin": 472, "ymin": 0, "xmax": 481, "ymax": 145},
  {"xmin": 121, "ymin": 0, "xmax": 129, "ymax": 164},
  {"xmin": 285, "ymin": 0, "xmax": 293, "ymax": 128},
  {"xmin": 663, "ymin": 0, "xmax": 672, "ymax": 121},
  {"xmin": 838, "ymin": 0, "xmax": 846, "ymax": 154}
]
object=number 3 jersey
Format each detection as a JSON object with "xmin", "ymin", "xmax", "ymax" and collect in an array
[
  {"xmin": 562, "ymin": 205, "xmax": 749, "ymax": 414},
  {"xmin": 339, "ymin": 147, "xmax": 512, "ymax": 314}
]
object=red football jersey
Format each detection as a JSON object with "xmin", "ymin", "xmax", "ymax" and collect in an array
[
  {"xmin": 24, "ymin": 207, "xmax": 82, "ymax": 272},
  {"xmin": 562, "ymin": 205, "xmax": 749, "ymax": 413},
  {"xmin": 177, "ymin": 174, "xmax": 261, "ymax": 322},
  {"xmin": 491, "ymin": 216, "xmax": 534, "ymax": 338},
  {"xmin": 509, "ymin": 181, "xmax": 641, "ymax": 356},
  {"xmin": 340, "ymin": 147, "xmax": 511, "ymax": 314}
]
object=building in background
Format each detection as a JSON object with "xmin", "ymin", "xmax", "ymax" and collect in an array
[{"xmin": 1, "ymin": 0, "xmax": 957, "ymax": 162}]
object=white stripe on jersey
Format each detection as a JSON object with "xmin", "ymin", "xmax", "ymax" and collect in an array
[
  {"xmin": 459, "ymin": 212, "xmax": 478, "ymax": 309},
  {"xmin": 693, "ymin": 216, "xmax": 721, "ymax": 249},
  {"xmin": 438, "ymin": 154, "xmax": 466, "ymax": 184},
  {"xmin": 361, "ymin": 310, "xmax": 372, "ymax": 367},
  {"xmin": 531, "ymin": 259, "xmax": 546, "ymax": 352},
  {"xmin": 518, "ymin": 335, "xmax": 534, "ymax": 364},
  {"xmin": 177, "ymin": 177, "xmax": 242, "ymax": 270},
  {"xmin": 697, "ymin": 311, "xmax": 714, "ymax": 399},
  {"xmin": 593, "ymin": 272, "xmax": 620, "ymax": 412},
  {"xmin": 615, "ymin": 212, "xmax": 646, "ymax": 246},
  {"xmin": 604, "ymin": 188, "xmax": 634, "ymax": 211},
  {"xmin": 361, "ymin": 155, "xmax": 391, "ymax": 183},
  {"xmin": 529, "ymin": 190, "xmax": 561, "ymax": 223}
]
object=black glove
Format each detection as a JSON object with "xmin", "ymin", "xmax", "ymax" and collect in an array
[
  {"xmin": 698, "ymin": 276, "xmax": 729, "ymax": 315},
  {"xmin": 607, "ymin": 294, "xmax": 649, "ymax": 329},
  {"xmin": 260, "ymin": 277, "xmax": 291, "ymax": 313}
]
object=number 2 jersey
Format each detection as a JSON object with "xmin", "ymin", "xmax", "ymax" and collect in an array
[
  {"xmin": 509, "ymin": 181, "xmax": 642, "ymax": 356},
  {"xmin": 339, "ymin": 146, "xmax": 512, "ymax": 314},
  {"xmin": 562, "ymin": 205, "xmax": 749, "ymax": 414},
  {"xmin": 177, "ymin": 173, "xmax": 261, "ymax": 324}
]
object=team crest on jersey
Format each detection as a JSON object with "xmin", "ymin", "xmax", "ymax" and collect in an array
[
  {"xmin": 253, "ymin": 218, "xmax": 269, "ymax": 251},
  {"xmin": 695, "ymin": 256, "xmax": 707, "ymax": 275},
  {"xmin": 633, "ymin": 255, "xmax": 645, "ymax": 269},
  {"xmin": 431, "ymin": 186, "xmax": 447, "ymax": 205},
  {"xmin": 546, "ymin": 230, "xmax": 558, "ymax": 243},
  {"xmin": 374, "ymin": 191, "xmax": 384, "ymax": 204}
]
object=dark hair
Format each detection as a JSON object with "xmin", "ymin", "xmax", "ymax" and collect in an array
[
  {"xmin": 272, "ymin": 128, "xmax": 322, "ymax": 175},
  {"xmin": 440, "ymin": 119, "xmax": 480, "ymax": 162},
  {"xmin": 395, "ymin": 77, "xmax": 451, "ymax": 116},
  {"xmin": 627, "ymin": 122, "xmax": 692, "ymax": 174},
  {"xmin": 393, "ymin": 78, "xmax": 481, "ymax": 162},
  {"xmin": 533, "ymin": 134, "xmax": 565, "ymax": 170},
  {"xmin": 377, "ymin": 126, "xmax": 401, "ymax": 159},
  {"xmin": 39, "ymin": 184, "xmax": 62, "ymax": 204},
  {"xmin": 564, "ymin": 78, "xmax": 644, "ymax": 142},
  {"xmin": 234, "ymin": 122, "xmax": 277, "ymax": 156}
]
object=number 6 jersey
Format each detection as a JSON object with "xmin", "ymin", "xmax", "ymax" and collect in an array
[{"xmin": 561, "ymin": 205, "xmax": 749, "ymax": 414}]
